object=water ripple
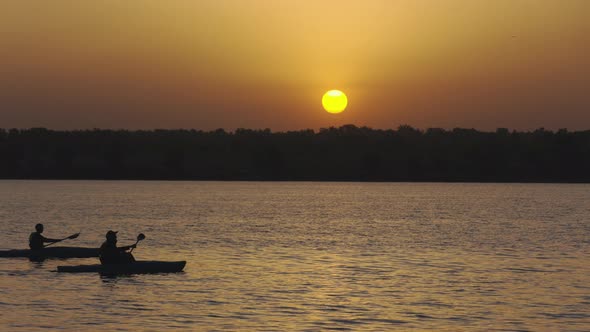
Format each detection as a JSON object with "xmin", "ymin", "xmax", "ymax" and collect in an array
[{"xmin": 0, "ymin": 181, "xmax": 589, "ymax": 331}]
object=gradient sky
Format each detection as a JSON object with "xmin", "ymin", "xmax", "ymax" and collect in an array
[{"xmin": 1, "ymin": 0, "xmax": 589, "ymax": 131}]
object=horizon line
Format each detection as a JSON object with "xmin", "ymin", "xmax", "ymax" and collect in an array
[{"xmin": 1, "ymin": 125, "xmax": 588, "ymax": 134}]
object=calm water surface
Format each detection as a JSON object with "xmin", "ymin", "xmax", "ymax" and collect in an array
[{"xmin": 0, "ymin": 181, "xmax": 589, "ymax": 331}]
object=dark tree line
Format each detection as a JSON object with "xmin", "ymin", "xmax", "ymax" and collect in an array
[{"xmin": 0, "ymin": 125, "xmax": 589, "ymax": 182}]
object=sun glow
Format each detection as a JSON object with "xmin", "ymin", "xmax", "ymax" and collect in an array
[{"xmin": 322, "ymin": 90, "xmax": 348, "ymax": 114}]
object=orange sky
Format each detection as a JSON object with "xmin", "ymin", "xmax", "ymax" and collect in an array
[{"xmin": 1, "ymin": 0, "xmax": 589, "ymax": 130}]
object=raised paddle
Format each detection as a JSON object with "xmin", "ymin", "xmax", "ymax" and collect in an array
[
  {"xmin": 129, "ymin": 233, "xmax": 146, "ymax": 253},
  {"xmin": 44, "ymin": 233, "xmax": 80, "ymax": 248}
]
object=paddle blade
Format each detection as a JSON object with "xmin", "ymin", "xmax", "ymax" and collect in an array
[
  {"xmin": 68, "ymin": 233, "xmax": 80, "ymax": 239},
  {"xmin": 137, "ymin": 233, "xmax": 146, "ymax": 242}
]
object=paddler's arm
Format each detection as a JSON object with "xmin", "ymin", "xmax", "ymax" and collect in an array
[
  {"xmin": 40, "ymin": 235, "xmax": 62, "ymax": 243},
  {"xmin": 118, "ymin": 244, "xmax": 137, "ymax": 251}
]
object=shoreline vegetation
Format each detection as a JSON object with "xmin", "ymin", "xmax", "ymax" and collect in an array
[{"xmin": 1, "ymin": 125, "xmax": 589, "ymax": 183}]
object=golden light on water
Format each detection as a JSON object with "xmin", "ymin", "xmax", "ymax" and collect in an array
[{"xmin": 322, "ymin": 90, "xmax": 348, "ymax": 114}]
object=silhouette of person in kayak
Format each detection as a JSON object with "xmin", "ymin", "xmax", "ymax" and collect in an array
[
  {"xmin": 99, "ymin": 230, "xmax": 136, "ymax": 264},
  {"xmin": 29, "ymin": 223, "xmax": 79, "ymax": 250}
]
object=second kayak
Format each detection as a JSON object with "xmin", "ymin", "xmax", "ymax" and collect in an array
[{"xmin": 57, "ymin": 260, "xmax": 186, "ymax": 274}]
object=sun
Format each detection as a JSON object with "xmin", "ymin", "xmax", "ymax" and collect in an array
[{"xmin": 322, "ymin": 90, "xmax": 348, "ymax": 114}]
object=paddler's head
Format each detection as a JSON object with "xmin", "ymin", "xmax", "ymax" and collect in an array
[
  {"xmin": 106, "ymin": 230, "xmax": 118, "ymax": 243},
  {"xmin": 35, "ymin": 223, "xmax": 44, "ymax": 233}
]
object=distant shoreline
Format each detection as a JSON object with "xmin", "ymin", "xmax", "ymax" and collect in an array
[{"xmin": 2, "ymin": 126, "xmax": 589, "ymax": 183}]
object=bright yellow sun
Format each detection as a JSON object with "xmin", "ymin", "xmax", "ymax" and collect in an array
[{"xmin": 322, "ymin": 90, "xmax": 348, "ymax": 114}]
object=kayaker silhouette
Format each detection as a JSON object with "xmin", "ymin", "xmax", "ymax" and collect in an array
[
  {"xmin": 29, "ymin": 223, "xmax": 80, "ymax": 250},
  {"xmin": 99, "ymin": 230, "xmax": 137, "ymax": 264}
]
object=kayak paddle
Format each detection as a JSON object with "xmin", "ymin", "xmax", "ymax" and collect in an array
[
  {"xmin": 129, "ymin": 233, "xmax": 146, "ymax": 253},
  {"xmin": 44, "ymin": 233, "xmax": 81, "ymax": 248}
]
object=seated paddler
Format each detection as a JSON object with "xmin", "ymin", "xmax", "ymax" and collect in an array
[
  {"xmin": 29, "ymin": 223, "xmax": 79, "ymax": 250},
  {"xmin": 99, "ymin": 230, "xmax": 136, "ymax": 264}
]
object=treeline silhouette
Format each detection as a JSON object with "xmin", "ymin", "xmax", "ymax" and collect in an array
[{"xmin": 1, "ymin": 125, "xmax": 589, "ymax": 182}]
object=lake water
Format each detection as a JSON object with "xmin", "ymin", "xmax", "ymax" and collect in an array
[{"xmin": 0, "ymin": 181, "xmax": 589, "ymax": 331}]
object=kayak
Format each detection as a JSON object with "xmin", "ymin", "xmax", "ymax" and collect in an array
[
  {"xmin": 0, "ymin": 247, "xmax": 99, "ymax": 258},
  {"xmin": 57, "ymin": 260, "xmax": 187, "ymax": 274}
]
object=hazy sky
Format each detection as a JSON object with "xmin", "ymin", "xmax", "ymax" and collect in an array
[{"xmin": 1, "ymin": 0, "xmax": 589, "ymax": 131}]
